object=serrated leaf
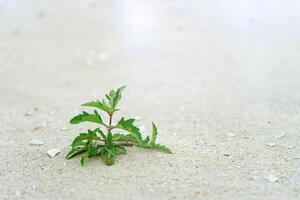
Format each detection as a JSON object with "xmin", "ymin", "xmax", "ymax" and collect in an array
[
  {"xmin": 116, "ymin": 117, "xmax": 142, "ymax": 143},
  {"xmin": 96, "ymin": 129, "xmax": 106, "ymax": 140},
  {"xmin": 82, "ymin": 100, "xmax": 112, "ymax": 114},
  {"xmin": 106, "ymin": 86, "xmax": 126, "ymax": 111},
  {"xmin": 153, "ymin": 144, "xmax": 172, "ymax": 154},
  {"xmin": 143, "ymin": 136, "xmax": 150, "ymax": 144},
  {"xmin": 150, "ymin": 122, "xmax": 158, "ymax": 145},
  {"xmin": 80, "ymin": 153, "xmax": 89, "ymax": 166},
  {"xmin": 66, "ymin": 147, "xmax": 86, "ymax": 159},
  {"xmin": 106, "ymin": 132, "xmax": 113, "ymax": 148},
  {"xmin": 100, "ymin": 151, "xmax": 115, "ymax": 166},
  {"xmin": 116, "ymin": 145, "xmax": 127, "ymax": 154},
  {"xmin": 69, "ymin": 111, "xmax": 103, "ymax": 125},
  {"xmin": 71, "ymin": 130, "xmax": 100, "ymax": 148},
  {"xmin": 112, "ymin": 133, "xmax": 137, "ymax": 143},
  {"xmin": 88, "ymin": 147, "xmax": 102, "ymax": 157}
]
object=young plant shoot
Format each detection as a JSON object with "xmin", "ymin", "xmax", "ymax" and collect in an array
[{"xmin": 66, "ymin": 86, "xmax": 172, "ymax": 166}]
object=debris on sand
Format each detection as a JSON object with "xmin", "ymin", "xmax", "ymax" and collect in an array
[
  {"xmin": 226, "ymin": 132, "xmax": 236, "ymax": 137},
  {"xmin": 30, "ymin": 139, "xmax": 44, "ymax": 145},
  {"xmin": 24, "ymin": 111, "xmax": 33, "ymax": 116},
  {"xmin": 47, "ymin": 148, "xmax": 61, "ymax": 157},
  {"xmin": 60, "ymin": 127, "xmax": 68, "ymax": 131},
  {"xmin": 276, "ymin": 133, "xmax": 286, "ymax": 139},
  {"xmin": 267, "ymin": 174, "xmax": 278, "ymax": 182},
  {"xmin": 265, "ymin": 137, "xmax": 276, "ymax": 147}
]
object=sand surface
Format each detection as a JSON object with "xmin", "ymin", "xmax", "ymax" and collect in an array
[{"xmin": 0, "ymin": 0, "xmax": 300, "ymax": 199}]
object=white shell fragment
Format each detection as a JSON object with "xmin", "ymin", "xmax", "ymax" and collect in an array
[
  {"xmin": 24, "ymin": 111, "xmax": 33, "ymax": 116},
  {"xmin": 60, "ymin": 127, "xmax": 68, "ymax": 131},
  {"xmin": 226, "ymin": 132, "xmax": 236, "ymax": 137},
  {"xmin": 267, "ymin": 174, "xmax": 278, "ymax": 182},
  {"xmin": 265, "ymin": 138, "xmax": 277, "ymax": 147},
  {"xmin": 47, "ymin": 148, "xmax": 61, "ymax": 157},
  {"xmin": 30, "ymin": 139, "xmax": 44, "ymax": 145},
  {"xmin": 276, "ymin": 133, "xmax": 286, "ymax": 139},
  {"xmin": 252, "ymin": 176, "xmax": 261, "ymax": 180}
]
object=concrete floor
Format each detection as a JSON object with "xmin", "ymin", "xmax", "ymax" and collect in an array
[{"xmin": 0, "ymin": 0, "xmax": 299, "ymax": 199}]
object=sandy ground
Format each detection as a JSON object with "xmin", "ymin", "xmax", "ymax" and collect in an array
[{"xmin": 0, "ymin": 0, "xmax": 300, "ymax": 199}]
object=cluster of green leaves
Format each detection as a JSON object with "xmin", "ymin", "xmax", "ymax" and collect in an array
[{"xmin": 66, "ymin": 86, "xmax": 172, "ymax": 166}]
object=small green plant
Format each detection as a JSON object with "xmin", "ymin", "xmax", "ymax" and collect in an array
[{"xmin": 66, "ymin": 86, "xmax": 172, "ymax": 166}]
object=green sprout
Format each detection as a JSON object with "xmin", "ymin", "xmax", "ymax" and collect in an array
[{"xmin": 66, "ymin": 86, "xmax": 172, "ymax": 166}]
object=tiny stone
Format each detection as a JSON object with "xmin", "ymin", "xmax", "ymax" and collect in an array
[
  {"xmin": 224, "ymin": 154, "xmax": 230, "ymax": 156},
  {"xmin": 32, "ymin": 185, "xmax": 36, "ymax": 189},
  {"xmin": 226, "ymin": 132, "xmax": 236, "ymax": 137},
  {"xmin": 32, "ymin": 126, "xmax": 42, "ymax": 131},
  {"xmin": 60, "ymin": 127, "xmax": 68, "ymax": 131},
  {"xmin": 276, "ymin": 133, "xmax": 286, "ymax": 139},
  {"xmin": 47, "ymin": 148, "xmax": 61, "ymax": 157},
  {"xmin": 265, "ymin": 138, "xmax": 277, "ymax": 147},
  {"xmin": 24, "ymin": 112, "xmax": 33, "ymax": 116},
  {"xmin": 252, "ymin": 176, "xmax": 261, "ymax": 180},
  {"xmin": 30, "ymin": 139, "xmax": 44, "ymax": 145},
  {"xmin": 267, "ymin": 174, "xmax": 278, "ymax": 182}
]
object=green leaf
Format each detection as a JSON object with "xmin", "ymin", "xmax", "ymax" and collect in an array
[
  {"xmin": 106, "ymin": 86, "xmax": 126, "ymax": 111},
  {"xmin": 88, "ymin": 147, "xmax": 102, "ymax": 157},
  {"xmin": 106, "ymin": 132, "xmax": 113, "ymax": 148},
  {"xmin": 100, "ymin": 151, "xmax": 115, "ymax": 166},
  {"xmin": 80, "ymin": 153, "xmax": 89, "ymax": 166},
  {"xmin": 116, "ymin": 145, "xmax": 127, "ymax": 154},
  {"xmin": 66, "ymin": 147, "xmax": 86, "ymax": 159},
  {"xmin": 82, "ymin": 100, "xmax": 112, "ymax": 114},
  {"xmin": 96, "ymin": 129, "xmax": 106, "ymax": 140},
  {"xmin": 71, "ymin": 130, "xmax": 100, "ymax": 148},
  {"xmin": 150, "ymin": 122, "xmax": 158, "ymax": 145},
  {"xmin": 112, "ymin": 133, "xmax": 137, "ymax": 143},
  {"xmin": 153, "ymin": 144, "xmax": 173, "ymax": 154},
  {"xmin": 69, "ymin": 111, "xmax": 103, "ymax": 125},
  {"xmin": 142, "ymin": 136, "xmax": 150, "ymax": 144},
  {"xmin": 116, "ymin": 117, "xmax": 142, "ymax": 143}
]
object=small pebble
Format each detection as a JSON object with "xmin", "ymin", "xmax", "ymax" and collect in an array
[
  {"xmin": 276, "ymin": 133, "xmax": 286, "ymax": 139},
  {"xmin": 265, "ymin": 138, "xmax": 276, "ymax": 147},
  {"xmin": 267, "ymin": 174, "xmax": 278, "ymax": 182},
  {"xmin": 60, "ymin": 127, "xmax": 68, "ymax": 131},
  {"xmin": 47, "ymin": 148, "xmax": 61, "ymax": 157},
  {"xmin": 30, "ymin": 139, "xmax": 44, "ymax": 145},
  {"xmin": 226, "ymin": 132, "xmax": 236, "ymax": 137},
  {"xmin": 252, "ymin": 176, "xmax": 261, "ymax": 180},
  {"xmin": 24, "ymin": 112, "xmax": 33, "ymax": 116}
]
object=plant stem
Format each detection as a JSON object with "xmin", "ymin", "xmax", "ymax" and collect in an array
[{"xmin": 108, "ymin": 113, "xmax": 112, "ymax": 129}]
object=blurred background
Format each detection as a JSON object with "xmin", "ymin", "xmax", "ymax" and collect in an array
[{"xmin": 0, "ymin": 0, "xmax": 300, "ymax": 199}]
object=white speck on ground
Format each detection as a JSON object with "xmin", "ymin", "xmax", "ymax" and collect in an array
[
  {"xmin": 267, "ymin": 174, "xmax": 279, "ymax": 183},
  {"xmin": 0, "ymin": 0, "xmax": 300, "ymax": 199},
  {"xmin": 265, "ymin": 138, "xmax": 277, "ymax": 147},
  {"xmin": 47, "ymin": 148, "xmax": 61, "ymax": 158},
  {"xmin": 30, "ymin": 139, "xmax": 44, "ymax": 145},
  {"xmin": 226, "ymin": 132, "xmax": 236, "ymax": 137}
]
